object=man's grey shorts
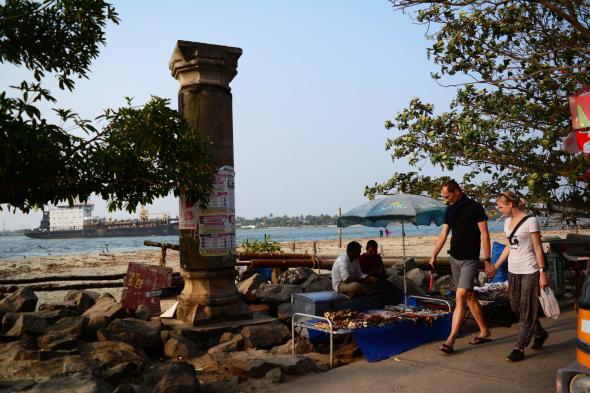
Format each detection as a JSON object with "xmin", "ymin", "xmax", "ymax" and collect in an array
[{"xmin": 449, "ymin": 256, "xmax": 478, "ymax": 290}]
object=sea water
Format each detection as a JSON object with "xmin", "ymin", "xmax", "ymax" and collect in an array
[{"xmin": 0, "ymin": 222, "xmax": 505, "ymax": 260}]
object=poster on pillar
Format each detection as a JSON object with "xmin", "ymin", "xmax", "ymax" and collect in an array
[
  {"xmin": 198, "ymin": 166, "xmax": 236, "ymax": 256},
  {"xmin": 179, "ymin": 196, "xmax": 198, "ymax": 230}
]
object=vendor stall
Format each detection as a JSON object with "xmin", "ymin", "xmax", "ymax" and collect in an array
[{"xmin": 292, "ymin": 296, "xmax": 452, "ymax": 365}]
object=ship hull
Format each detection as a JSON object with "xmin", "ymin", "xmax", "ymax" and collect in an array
[{"xmin": 24, "ymin": 223, "xmax": 179, "ymax": 239}]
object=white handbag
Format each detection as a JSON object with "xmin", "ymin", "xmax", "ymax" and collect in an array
[{"xmin": 539, "ymin": 287, "xmax": 560, "ymax": 319}]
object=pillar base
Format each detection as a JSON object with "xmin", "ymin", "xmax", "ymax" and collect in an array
[{"xmin": 176, "ymin": 269, "xmax": 251, "ymax": 325}]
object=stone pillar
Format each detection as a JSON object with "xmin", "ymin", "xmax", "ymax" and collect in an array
[{"xmin": 169, "ymin": 40, "xmax": 250, "ymax": 324}]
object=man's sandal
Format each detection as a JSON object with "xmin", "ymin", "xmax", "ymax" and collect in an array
[{"xmin": 468, "ymin": 336, "xmax": 493, "ymax": 345}]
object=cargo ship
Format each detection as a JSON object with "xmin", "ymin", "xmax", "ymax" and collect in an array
[{"xmin": 24, "ymin": 203, "xmax": 179, "ymax": 239}]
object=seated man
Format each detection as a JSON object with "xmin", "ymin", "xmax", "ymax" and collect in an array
[
  {"xmin": 332, "ymin": 241, "xmax": 378, "ymax": 297},
  {"xmin": 359, "ymin": 240, "xmax": 403, "ymax": 305},
  {"xmin": 359, "ymin": 240, "xmax": 386, "ymax": 280}
]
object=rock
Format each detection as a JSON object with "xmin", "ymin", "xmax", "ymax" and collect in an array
[
  {"xmin": 265, "ymin": 367, "xmax": 282, "ymax": 383},
  {"xmin": 38, "ymin": 301, "xmax": 80, "ymax": 312},
  {"xmin": 278, "ymin": 268, "xmax": 314, "ymax": 285},
  {"xmin": 207, "ymin": 334, "xmax": 243, "ymax": 354},
  {"xmin": 96, "ymin": 293, "xmax": 115, "ymax": 302},
  {"xmin": 302, "ymin": 274, "xmax": 333, "ymax": 293},
  {"xmin": 2, "ymin": 309, "xmax": 79, "ymax": 332},
  {"xmin": 63, "ymin": 290, "xmax": 98, "ymax": 312},
  {"xmin": 223, "ymin": 350, "xmax": 317, "ymax": 378},
  {"xmin": 140, "ymin": 361, "xmax": 199, "ymax": 393},
  {"xmin": 82, "ymin": 297, "xmax": 126, "ymax": 338},
  {"xmin": 4, "ymin": 314, "xmax": 49, "ymax": 338},
  {"xmin": 237, "ymin": 273, "xmax": 266, "ymax": 303},
  {"xmin": 78, "ymin": 341, "xmax": 147, "ymax": 373},
  {"xmin": 432, "ymin": 274, "xmax": 455, "ymax": 292},
  {"xmin": 0, "ymin": 380, "xmax": 37, "ymax": 392},
  {"xmin": 25, "ymin": 373, "xmax": 112, "ymax": 393},
  {"xmin": 241, "ymin": 322, "xmax": 291, "ymax": 349},
  {"xmin": 134, "ymin": 304, "xmax": 154, "ymax": 321},
  {"xmin": 37, "ymin": 316, "xmax": 88, "ymax": 350},
  {"xmin": 407, "ymin": 268, "xmax": 428, "ymax": 288},
  {"xmin": 303, "ymin": 352, "xmax": 334, "ymax": 371},
  {"xmin": 387, "ymin": 276, "xmax": 426, "ymax": 297},
  {"xmin": 271, "ymin": 337, "xmax": 313, "ymax": 355},
  {"xmin": 277, "ymin": 303, "xmax": 293, "ymax": 320},
  {"xmin": 97, "ymin": 318, "xmax": 162, "ymax": 349},
  {"xmin": 0, "ymin": 287, "xmax": 38, "ymax": 317},
  {"xmin": 1, "ymin": 354, "xmax": 94, "ymax": 382},
  {"xmin": 164, "ymin": 337, "xmax": 200, "ymax": 360},
  {"xmin": 405, "ymin": 258, "xmax": 418, "ymax": 271},
  {"xmin": 254, "ymin": 284, "xmax": 303, "ymax": 304}
]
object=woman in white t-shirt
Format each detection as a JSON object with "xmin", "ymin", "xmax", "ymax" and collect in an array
[{"xmin": 492, "ymin": 191, "xmax": 549, "ymax": 362}]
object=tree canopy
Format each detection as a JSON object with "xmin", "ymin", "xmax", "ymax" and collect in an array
[
  {"xmin": 367, "ymin": 0, "xmax": 590, "ymax": 214},
  {"xmin": 0, "ymin": 0, "xmax": 214, "ymax": 213}
]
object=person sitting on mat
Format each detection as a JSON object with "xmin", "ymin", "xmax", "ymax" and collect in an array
[
  {"xmin": 332, "ymin": 241, "xmax": 378, "ymax": 297},
  {"xmin": 429, "ymin": 179, "xmax": 493, "ymax": 354},
  {"xmin": 359, "ymin": 240, "xmax": 403, "ymax": 304}
]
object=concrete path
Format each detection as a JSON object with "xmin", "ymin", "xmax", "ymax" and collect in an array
[{"xmin": 272, "ymin": 308, "xmax": 577, "ymax": 393}]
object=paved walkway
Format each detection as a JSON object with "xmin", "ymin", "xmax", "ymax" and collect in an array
[{"xmin": 272, "ymin": 308, "xmax": 577, "ymax": 393}]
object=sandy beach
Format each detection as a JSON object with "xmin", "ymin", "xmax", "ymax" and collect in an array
[{"xmin": 2, "ymin": 228, "xmax": 588, "ymax": 305}]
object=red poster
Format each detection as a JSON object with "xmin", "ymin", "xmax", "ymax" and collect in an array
[
  {"xmin": 121, "ymin": 263, "xmax": 173, "ymax": 312},
  {"xmin": 569, "ymin": 88, "xmax": 590, "ymax": 131}
]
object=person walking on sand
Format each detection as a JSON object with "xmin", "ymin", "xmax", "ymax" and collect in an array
[
  {"xmin": 385, "ymin": 227, "xmax": 391, "ymax": 237},
  {"xmin": 492, "ymin": 191, "xmax": 549, "ymax": 362},
  {"xmin": 430, "ymin": 179, "xmax": 493, "ymax": 354}
]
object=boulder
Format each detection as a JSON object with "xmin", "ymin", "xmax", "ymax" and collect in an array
[
  {"xmin": 432, "ymin": 274, "xmax": 455, "ymax": 292},
  {"xmin": 140, "ymin": 361, "xmax": 199, "ymax": 393},
  {"xmin": 4, "ymin": 314, "xmax": 49, "ymax": 338},
  {"xmin": 265, "ymin": 367, "xmax": 282, "ymax": 383},
  {"xmin": 97, "ymin": 318, "xmax": 162, "ymax": 350},
  {"xmin": 82, "ymin": 297, "xmax": 126, "ymax": 338},
  {"xmin": 278, "ymin": 268, "xmax": 314, "ymax": 285},
  {"xmin": 237, "ymin": 273, "xmax": 266, "ymax": 303},
  {"xmin": 78, "ymin": 341, "xmax": 147, "ymax": 375},
  {"xmin": 277, "ymin": 303, "xmax": 293, "ymax": 320},
  {"xmin": 37, "ymin": 316, "xmax": 88, "ymax": 350},
  {"xmin": 134, "ymin": 304, "xmax": 154, "ymax": 321},
  {"xmin": 271, "ymin": 337, "xmax": 313, "ymax": 355},
  {"xmin": 302, "ymin": 274, "xmax": 333, "ymax": 293},
  {"xmin": 25, "ymin": 373, "xmax": 112, "ymax": 393},
  {"xmin": 2, "ymin": 309, "xmax": 79, "ymax": 332},
  {"xmin": 254, "ymin": 284, "xmax": 303, "ymax": 304},
  {"xmin": 38, "ymin": 301, "xmax": 80, "ymax": 312},
  {"xmin": 241, "ymin": 322, "xmax": 291, "ymax": 349},
  {"xmin": 405, "ymin": 258, "xmax": 418, "ymax": 271},
  {"xmin": 407, "ymin": 268, "xmax": 428, "ymax": 288},
  {"xmin": 387, "ymin": 275, "xmax": 426, "ymax": 297},
  {"xmin": 223, "ymin": 349, "xmax": 317, "ymax": 378},
  {"xmin": 0, "ymin": 287, "xmax": 38, "ymax": 317},
  {"xmin": 0, "ymin": 380, "xmax": 36, "ymax": 392},
  {"xmin": 164, "ymin": 337, "xmax": 200, "ymax": 360},
  {"xmin": 207, "ymin": 333, "xmax": 243, "ymax": 354},
  {"xmin": 63, "ymin": 290, "xmax": 98, "ymax": 312}
]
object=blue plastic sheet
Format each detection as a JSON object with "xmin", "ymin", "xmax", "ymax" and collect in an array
[{"xmin": 490, "ymin": 241, "xmax": 508, "ymax": 283}]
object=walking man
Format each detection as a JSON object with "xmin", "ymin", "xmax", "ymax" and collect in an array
[{"xmin": 430, "ymin": 179, "xmax": 493, "ymax": 354}]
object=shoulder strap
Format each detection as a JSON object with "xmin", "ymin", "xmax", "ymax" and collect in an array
[{"xmin": 508, "ymin": 215, "xmax": 533, "ymax": 241}]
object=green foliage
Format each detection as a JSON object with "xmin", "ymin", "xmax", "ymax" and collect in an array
[
  {"xmin": 0, "ymin": 1, "xmax": 214, "ymax": 213},
  {"xmin": 369, "ymin": 1, "xmax": 590, "ymax": 213},
  {"xmin": 242, "ymin": 234, "xmax": 282, "ymax": 253}
]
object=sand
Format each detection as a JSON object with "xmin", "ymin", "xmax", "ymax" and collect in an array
[{"xmin": 1, "ymin": 228, "xmax": 588, "ymax": 305}]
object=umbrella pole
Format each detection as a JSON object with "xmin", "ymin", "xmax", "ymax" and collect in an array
[{"xmin": 402, "ymin": 221, "xmax": 407, "ymax": 304}]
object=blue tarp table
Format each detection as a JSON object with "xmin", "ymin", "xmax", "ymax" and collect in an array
[{"xmin": 292, "ymin": 296, "xmax": 452, "ymax": 364}]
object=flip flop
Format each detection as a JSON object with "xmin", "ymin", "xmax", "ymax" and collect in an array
[
  {"xmin": 437, "ymin": 343, "xmax": 454, "ymax": 354},
  {"xmin": 469, "ymin": 336, "xmax": 493, "ymax": 345}
]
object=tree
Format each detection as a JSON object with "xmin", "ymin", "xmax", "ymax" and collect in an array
[
  {"xmin": 0, "ymin": 0, "xmax": 214, "ymax": 213},
  {"xmin": 367, "ymin": 0, "xmax": 590, "ymax": 214}
]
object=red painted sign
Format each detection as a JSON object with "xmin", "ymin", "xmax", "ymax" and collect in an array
[
  {"xmin": 569, "ymin": 88, "xmax": 590, "ymax": 131},
  {"xmin": 121, "ymin": 263, "xmax": 173, "ymax": 312}
]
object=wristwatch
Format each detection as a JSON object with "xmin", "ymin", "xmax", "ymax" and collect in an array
[
  {"xmin": 539, "ymin": 267, "xmax": 546, "ymax": 272},
  {"xmin": 483, "ymin": 257, "xmax": 492, "ymax": 262}
]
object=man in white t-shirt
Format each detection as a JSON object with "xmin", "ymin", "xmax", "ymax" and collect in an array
[{"xmin": 332, "ymin": 241, "xmax": 378, "ymax": 297}]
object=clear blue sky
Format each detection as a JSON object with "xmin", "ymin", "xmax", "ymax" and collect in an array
[{"xmin": 1, "ymin": 0, "xmax": 456, "ymax": 230}]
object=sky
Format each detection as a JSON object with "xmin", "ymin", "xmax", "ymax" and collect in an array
[{"xmin": 0, "ymin": 0, "xmax": 457, "ymax": 230}]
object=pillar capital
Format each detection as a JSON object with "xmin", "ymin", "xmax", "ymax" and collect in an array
[{"xmin": 169, "ymin": 40, "xmax": 242, "ymax": 90}]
